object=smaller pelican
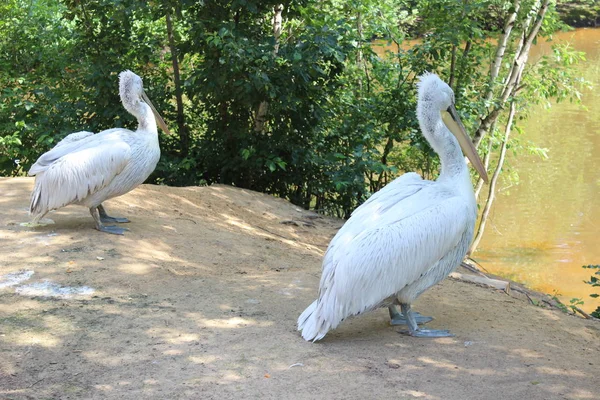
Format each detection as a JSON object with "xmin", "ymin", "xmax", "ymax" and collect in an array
[
  {"xmin": 298, "ymin": 72, "xmax": 488, "ymax": 341},
  {"xmin": 27, "ymin": 70, "xmax": 171, "ymax": 235}
]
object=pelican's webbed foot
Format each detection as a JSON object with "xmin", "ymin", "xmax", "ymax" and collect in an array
[
  {"xmin": 97, "ymin": 224, "xmax": 129, "ymax": 235},
  {"xmin": 98, "ymin": 204, "xmax": 129, "ymax": 224},
  {"xmin": 388, "ymin": 305, "xmax": 433, "ymax": 326},
  {"xmin": 90, "ymin": 206, "xmax": 129, "ymax": 235},
  {"xmin": 403, "ymin": 328, "xmax": 453, "ymax": 338},
  {"xmin": 397, "ymin": 303, "xmax": 454, "ymax": 338}
]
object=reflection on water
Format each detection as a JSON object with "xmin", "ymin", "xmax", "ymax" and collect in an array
[{"xmin": 475, "ymin": 28, "xmax": 600, "ymax": 313}]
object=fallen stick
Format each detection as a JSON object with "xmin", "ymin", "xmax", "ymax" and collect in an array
[
  {"xmin": 449, "ymin": 272, "xmax": 510, "ymax": 293},
  {"xmin": 573, "ymin": 306, "xmax": 600, "ymax": 321},
  {"xmin": 460, "ymin": 261, "xmax": 488, "ymax": 277},
  {"xmin": 462, "ymin": 258, "xmax": 489, "ymax": 273}
]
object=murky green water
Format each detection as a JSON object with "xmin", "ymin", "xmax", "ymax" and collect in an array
[{"xmin": 476, "ymin": 28, "xmax": 600, "ymax": 313}]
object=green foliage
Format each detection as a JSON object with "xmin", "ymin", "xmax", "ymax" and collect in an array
[
  {"xmin": 0, "ymin": 0, "xmax": 72, "ymax": 175},
  {"xmin": 568, "ymin": 297, "xmax": 585, "ymax": 312},
  {"xmin": 582, "ymin": 265, "xmax": 600, "ymax": 318},
  {"xmin": 524, "ymin": 43, "xmax": 591, "ymax": 107},
  {"xmin": 555, "ymin": 266, "xmax": 600, "ymax": 318},
  {"xmin": 551, "ymin": 290, "xmax": 584, "ymax": 314},
  {"xmin": 0, "ymin": 0, "xmax": 588, "ymax": 218}
]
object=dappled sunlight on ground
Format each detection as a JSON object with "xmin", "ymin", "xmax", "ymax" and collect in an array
[
  {"xmin": 199, "ymin": 316, "xmax": 273, "ymax": 330},
  {"xmin": 0, "ymin": 177, "xmax": 598, "ymax": 399},
  {"xmin": 510, "ymin": 348, "xmax": 544, "ymax": 359},
  {"xmin": 10, "ymin": 331, "xmax": 62, "ymax": 348}
]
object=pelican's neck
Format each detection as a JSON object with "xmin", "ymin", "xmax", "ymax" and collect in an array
[
  {"xmin": 417, "ymin": 102, "xmax": 468, "ymax": 183},
  {"xmin": 127, "ymin": 101, "xmax": 158, "ymax": 134}
]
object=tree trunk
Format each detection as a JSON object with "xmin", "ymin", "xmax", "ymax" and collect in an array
[
  {"xmin": 166, "ymin": 8, "xmax": 188, "ymax": 156},
  {"xmin": 473, "ymin": 0, "xmax": 551, "ymax": 149},
  {"xmin": 469, "ymin": 2, "xmax": 552, "ymax": 252},
  {"xmin": 373, "ymin": 137, "xmax": 394, "ymax": 192},
  {"xmin": 454, "ymin": 41, "xmax": 471, "ymax": 102},
  {"xmin": 448, "ymin": 44, "xmax": 457, "ymax": 88},
  {"xmin": 500, "ymin": 0, "xmax": 549, "ymax": 101},
  {"xmin": 254, "ymin": 4, "xmax": 283, "ymax": 133},
  {"xmin": 489, "ymin": 0, "xmax": 521, "ymax": 95}
]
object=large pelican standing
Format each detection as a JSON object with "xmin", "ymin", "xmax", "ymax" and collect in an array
[
  {"xmin": 298, "ymin": 73, "xmax": 488, "ymax": 340},
  {"xmin": 27, "ymin": 70, "xmax": 171, "ymax": 235}
]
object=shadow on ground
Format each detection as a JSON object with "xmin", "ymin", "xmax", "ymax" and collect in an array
[{"xmin": 0, "ymin": 177, "xmax": 598, "ymax": 400}]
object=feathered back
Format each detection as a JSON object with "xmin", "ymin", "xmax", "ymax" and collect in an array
[{"xmin": 29, "ymin": 131, "xmax": 95, "ymax": 176}]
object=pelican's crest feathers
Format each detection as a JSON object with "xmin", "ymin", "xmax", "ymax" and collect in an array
[{"xmin": 417, "ymin": 72, "xmax": 450, "ymax": 104}]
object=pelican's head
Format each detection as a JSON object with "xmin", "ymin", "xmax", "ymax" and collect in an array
[
  {"xmin": 417, "ymin": 72, "xmax": 488, "ymax": 183},
  {"xmin": 119, "ymin": 70, "xmax": 144, "ymax": 105},
  {"xmin": 118, "ymin": 70, "xmax": 171, "ymax": 135},
  {"xmin": 417, "ymin": 72, "xmax": 455, "ymax": 112}
]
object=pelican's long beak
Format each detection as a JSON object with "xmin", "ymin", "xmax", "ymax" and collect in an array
[
  {"xmin": 441, "ymin": 104, "xmax": 489, "ymax": 183},
  {"xmin": 142, "ymin": 90, "xmax": 171, "ymax": 135}
]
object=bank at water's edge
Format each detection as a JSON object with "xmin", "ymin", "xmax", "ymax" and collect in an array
[{"xmin": 476, "ymin": 28, "xmax": 600, "ymax": 314}]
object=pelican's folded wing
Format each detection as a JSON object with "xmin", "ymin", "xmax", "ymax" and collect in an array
[
  {"xmin": 29, "ymin": 129, "xmax": 123, "ymax": 176},
  {"xmin": 312, "ymin": 194, "xmax": 472, "ymax": 331},
  {"xmin": 29, "ymin": 139, "xmax": 131, "ymax": 214},
  {"xmin": 324, "ymin": 173, "xmax": 432, "ymax": 266}
]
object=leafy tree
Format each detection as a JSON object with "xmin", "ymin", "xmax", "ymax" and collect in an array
[
  {"xmin": 0, "ymin": 0, "xmax": 76, "ymax": 175},
  {"xmin": 0, "ymin": 0, "xmax": 587, "ymax": 223}
]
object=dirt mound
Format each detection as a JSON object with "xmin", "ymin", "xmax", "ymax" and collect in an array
[{"xmin": 0, "ymin": 177, "xmax": 598, "ymax": 399}]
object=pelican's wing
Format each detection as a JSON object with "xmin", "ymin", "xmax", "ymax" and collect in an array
[
  {"xmin": 29, "ymin": 132, "xmax": 131, "ymax": 214},
  {"xmin": 54, "ymin": 131, "xmax": 95, "ymax": 148},
  {"xmin": 29, "ymin": 129, "xmax": 121, "ymax": 176},
  {"xmin": 324, "ymin": 172, "xmax": 432, "ymax": 265},
  {"xmin": 313, "ymin": 187, "xmax": 472, "ymax": 328}
]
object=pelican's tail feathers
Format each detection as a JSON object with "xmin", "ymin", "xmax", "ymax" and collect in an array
[
  {"xmin": 29, "ymin": 177, "xmax": 46, "ymax": 220},
  {"xmin": 297, "ymin": 300, "xmax": 333, "ymax": 342}
]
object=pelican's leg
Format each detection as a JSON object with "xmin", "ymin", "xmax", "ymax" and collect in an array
[
  {"xmin": 398, "ymin": 303, "xmax": 453, "ymax": 338},
  {"xmin": 98, "ymin": 204, "xmax": 129, "ymax": 223},
  {"xmin": 90, "ymin": 206, "xmax": 128, "ymax": 235},
  {"xmin": 389, "ymin": 304, "xmax": 433, "ymax": 326}
]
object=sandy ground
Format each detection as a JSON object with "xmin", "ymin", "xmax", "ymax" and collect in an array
[{"xmin": 0, "ymin": 177, "xmax": 598, "ymax": 400}]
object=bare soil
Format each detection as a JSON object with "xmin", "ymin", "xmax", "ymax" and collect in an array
[{"xmin": 0, "ymin": 177, "xmax": 598, "ymax": 400}]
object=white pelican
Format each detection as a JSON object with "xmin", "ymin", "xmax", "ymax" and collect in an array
[
  {"xmin": 27, "ymin": 70, "xmax": 171, "ymax": 235},
  {"xmin": 298, "ymin": 72, "xmax": 488, "ymax": 340}
]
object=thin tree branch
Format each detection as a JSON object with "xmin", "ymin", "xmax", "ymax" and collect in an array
[
  {"xmin": 470, "ymin": 99, "xmax": 516, "ymax": 254},
  {"xmin": 254, "ymin": 4, "xmax": 283, "ymax": 133},
  {"xmin": 473, "ymin": 0, "xmax": 520, "ymax": 148},
  {"xmin": 470, "ymin": 61, "xmax": 522, "ymax": 255},
  {"xmin": 449, "ymin": 44, "xmax": 457, "ymax": 88},
  {"xmin": 454, "ymin": 40, "xmax": 471, "ymax": 102},
  {"xmin": 490, "ymin": 0, "xmax": 521, "ymax": 93},
  {"xmin": 474, "ymin": 0, "xmax": 549, "ymax": 148},
  {"xmin": 166, "ymin": 8, "xmax": 188, "ymax": 155}
]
